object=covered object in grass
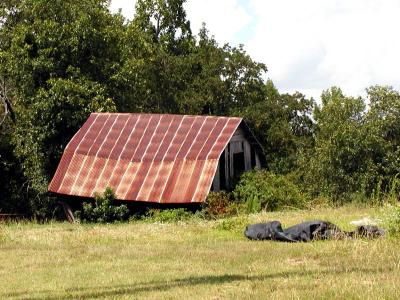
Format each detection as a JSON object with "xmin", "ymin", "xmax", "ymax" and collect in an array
[{"xmin": 244, "ymin": 220, "xmax": 385, "ymax": 242}]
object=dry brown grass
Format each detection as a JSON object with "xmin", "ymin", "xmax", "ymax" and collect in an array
[{"xmin": 0, "ymin": 204, "xmax": 399, "ymax": 299}]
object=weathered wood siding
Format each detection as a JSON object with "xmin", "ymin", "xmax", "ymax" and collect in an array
[{"xmin": 212, "ymin": 126, "xmax": 264, "ymax": 191}]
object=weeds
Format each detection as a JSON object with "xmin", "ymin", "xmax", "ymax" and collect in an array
[
  {"xmin": 383, "ymin": 204, "xmax": 400, "ymax": 236},
  {"xmin": 386, "ymin": 174, "xmax": 400, "ymax": 204},
  {"xmin": 74, "ymin": 187, "xmax": 129, "ymax": 223},
  {"xmin": 144, "ymin": 208, "xmax": 193, "ymax": 223},
  {"xmin": 201, "ymin": 191, "xmax": 242, "ymax": 219},
  {"xmin": 234, "ymin": 170, "xmax": 307, "ymax": 212},
  {"xmin": 215, "ymin": 215, "xmax": 250, "ymax": 232}
]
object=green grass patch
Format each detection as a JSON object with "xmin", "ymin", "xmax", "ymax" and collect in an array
[{"xmin": 0, "ymin": 204, "xmax": 399, "ymax": 299}]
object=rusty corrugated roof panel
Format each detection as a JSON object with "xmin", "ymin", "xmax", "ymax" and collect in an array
[{"xmin": 49, "ymin": 113, "xmax": 242, "ymax": 203}]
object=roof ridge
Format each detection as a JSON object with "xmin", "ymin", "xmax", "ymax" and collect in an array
[{"xmin": 90, "ymin": 112, "xmax": 243, "ymax": 120}]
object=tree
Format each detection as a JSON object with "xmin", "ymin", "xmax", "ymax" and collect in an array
[
  {"xmin": 240, "ymin": 80, "xmax": 315, "ymax": 173},
  {"xmin": 112, "ymin": 0, "xmax": 196, "ymax": 113},
  {"xmin": 176, "ymin": 25, "xmax": 268, "ymax": 116},
  {"xmin": 133, "ymin": 0, "xmax": 193, "ymax": 55},
  {"xmin": 0, "ymin": 107, "xmax": 27, "ymax": 214},
  {"xmin": 302, "ymin": 87, "xmax": 368, "ymax": 199},
  {"xmin": 0, "ymin": 0, "xmax": 121, "ymax": 217},
  {"xmin": 363, "ymin": 86, "xmax": 400, "ymax": 194}
]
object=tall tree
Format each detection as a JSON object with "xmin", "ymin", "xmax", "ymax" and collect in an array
[
  {"xmin": 0, "ymin": 0, "xmax": 122, "ymax": 217},
  {"xmin": 240, "ymin": 80, "xmax": 315, "ymax": 173},
  {"xmin": 134, "ymin": 0, "xmax": 193, "ymax": 54},
  {"xmin": 363, "ymin": 86, "xmax": 400, "ymax": 192},
  {"xmin": 302, "ymin": 87, "xmax": 368, "ymax": 199},
  {"xmin": 112, "ymin": 0, "xmax": 196, "ymax": 113}
]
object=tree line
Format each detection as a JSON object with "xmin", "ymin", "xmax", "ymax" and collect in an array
[{"xmin": 0, "ymin": 0, "xmax": 399, "ymax": 218}]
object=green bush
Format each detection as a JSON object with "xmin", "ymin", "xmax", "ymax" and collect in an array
[
  {"xmin": 384, "ymin": 175, "xmax": 400, "ymax": 204},
  {"xmin": 352, "ymin": 175, "xmax": 400, "ymax": 206},
  {"xmin": 202, "ymin": 191, "xmax": 240, "ymax": 219},
  {"xmin": 384, "ymin": 205, "xmax": 400, "ymax": 236},
  {"xmin": 144, "ymin": 208, "xmax": 193, "ymax": 223},
  {"xmin": 233, "ymin": 170, "xmax": 307, "ymax": 213},
  {"xmin": 215, "ymin": 215, "xmax": 250, "ymax": 232},
  {"xmin": 75, "ymin": 187, "xmax": 129, "ymax": 223}
]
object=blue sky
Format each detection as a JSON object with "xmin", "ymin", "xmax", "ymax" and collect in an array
[
  {"xmin": 110, "ymin": 0, "xmax": 400, "ymax": 101},
  {"xmin": 230, "ymin": 0, "xmax": 257, "ymax": 45}
]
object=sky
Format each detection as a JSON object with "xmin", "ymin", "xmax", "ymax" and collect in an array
[{"xmin": 109, "ymin": 0, "xmax": 400, "ymax": 101}]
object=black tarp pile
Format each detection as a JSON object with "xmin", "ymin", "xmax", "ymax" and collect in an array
[{"xmin": 244, "ymin": 220, "xmax": 385, "ymax": 242}]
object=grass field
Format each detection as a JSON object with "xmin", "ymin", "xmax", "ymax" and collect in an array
[{"xmin": 1, "ymin": 205, "xmax": 399, "ymax": 299}]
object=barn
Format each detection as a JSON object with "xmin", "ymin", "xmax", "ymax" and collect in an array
[{"xmin": 49, "ymin": 113, "xmax": 266, "ymax": 203}]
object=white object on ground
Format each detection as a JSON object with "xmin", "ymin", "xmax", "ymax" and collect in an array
[{"xmin": 350, "ymin": 217, "xmax": 381, "ymax": 226}]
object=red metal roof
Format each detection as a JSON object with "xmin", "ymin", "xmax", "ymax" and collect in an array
[{"xmin": 49, "ymin": 113, "xmax": 242, "ymax": 203}]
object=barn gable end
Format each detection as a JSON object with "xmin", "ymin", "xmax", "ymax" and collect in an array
[{"xmin": 211, "ymin": 123, "xmax": 266, "ymax": 191}]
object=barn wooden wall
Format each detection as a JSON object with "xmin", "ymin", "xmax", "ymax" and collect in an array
[{"xmin": 211, "ymin": 127, "xmax": 262, "ymax": 191}]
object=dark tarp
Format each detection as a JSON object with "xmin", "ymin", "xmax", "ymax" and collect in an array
[{"xmin": 244, "ymin": 220, "xmax": 385, "ymax": 242}]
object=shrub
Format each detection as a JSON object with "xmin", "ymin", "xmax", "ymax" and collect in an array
[
  {"xmin": 215, "ymin": 215, "xmax": 250, "ymax": 232},
  {"xmin": 202, "ymin": 191, "xmax": 240, "ymax": 219},
  {"xmin": 354, "ymin": 174, "xmax": 400, "ymax": 206},
  {"xmin": 75, "ymin": 187, "xmax": 129, "ymax": 223},
  {"xmin": 384, "ymin": 174, "xmax": 400, "ymax": 204},
  {"xmin": 233, "ymin": 170, "xmax": 307, "ymax": 213},
  {"xmin": 144, "ymin": 208, "xmax": 193, "ymax": 223},
  {"xmin": 384, "ymin": 205, "xmax": 400, "ymax": 236},
  {"xmin": 307, "ymin": 196, "xmax": 335, "ymax": 209}
]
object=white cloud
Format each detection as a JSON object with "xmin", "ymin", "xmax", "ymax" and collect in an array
[
  {"xmin": 110, "ymin": 0, "xmax": 400, "ymax": 101},
  {"xmin": 247, "ymin": 0, "xmax": 400, "ymax": 100},
  {"xmin": 109, "ymin": 0, "xmax": 136, "ymax": 19},
  {"xmin": 184, "ymin": 0, "xmax": 252, "ymax": 45},
  {"xmin": 109, "ymin": 0, "xmax": 252, "ymax": 45}
]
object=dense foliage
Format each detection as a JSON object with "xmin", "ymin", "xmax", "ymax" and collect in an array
[
  {"xmin": 1, "ymin": 0, "xmax": 400, "ymax": 218},
  {"xmin": 385, "ymin": 205, "xmax": 400, "ymax": 236},
  {"xmin": 234, "ymin": 170, "xmax": 307, "ymax": 212},
  {"xmin": 301, "ymin": 86, "xmax": 400, "ymax": 201},
  {"xmin": 75, "ymin": 187, "xmax": 129, "ymax": 223},
  {"xmin": 144, "ymin": 208, "xmax": 193, "ymax": 223},
  {"xmin": 202, "ymin": 191, "xmax": 239, "ymax": 218}
]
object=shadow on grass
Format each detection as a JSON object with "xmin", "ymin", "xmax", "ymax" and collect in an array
[{"xmin": 6, "ymin": 266, "xmax": 392, "ymax": 300}]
